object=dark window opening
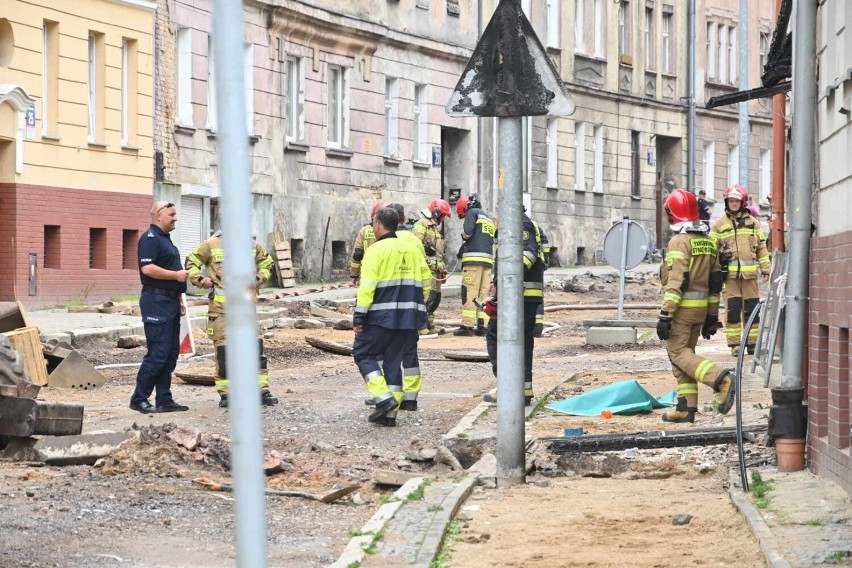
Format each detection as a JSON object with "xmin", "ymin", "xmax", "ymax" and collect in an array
[
  {"xmin": 44, "ymin": 225, "xmax": 61, "ymax": 269},
  {"xmin": 89, "ymin": 228, "xmax": 107, "ymax": 269},
  {"xmin": 547, "ymin": 246, "xmax": 559, "ymax": 268},
  {"xmin": 290, "ymin": 239, "xmax": 304, "ymax": 281},
  {"xmin": 123, "ymin": 229, "xmax": 138, "ymax": 270},
  {"xmin": 631, "ymin": 130, "xmax": 641, "ymax": 198},
  {"xmin": 330, "ymin": 241, "xmax": 347, "ymax": 280},
  {"xmin": 576, "ymin": 246, "xmax": 587, "ymax": 266}
]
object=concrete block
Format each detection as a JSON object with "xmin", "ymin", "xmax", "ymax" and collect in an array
[
  {"xmin": 0, "ymin": 431, "xmax": 139, "ymax": 466},
  {"xmin": 373, "ymin": 469, "xmax": 422, "ymax": 487},
  {"xmin": 586, "ymin": 326, "xmax": 637, "ymax": 345},
  {"xmin": 40, "ymin": 333, "xmax": 72, "ymax": 345}
]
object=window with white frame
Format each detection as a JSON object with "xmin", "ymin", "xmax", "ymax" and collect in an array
[
  {"xmin": 413, "ymin": 84, "xmax": 427, "ymax": 162},
  {"xmin": 706, "ymin": 23, "xmax": 716, "ymax": 81},
  {"xmin": 703, "ymin": 141, "xmax": 715, "ymax": 198},
  {"xmin": 727, "ymin": 144, "xmax": 740, "ymax": 187},
  {"xmin": 644, "ymin": 6, "xmax": 655, "ymax": 70},
  {"xmin": 176, "ymin": 28, "xmax": 192, "ymax": 127},
  {"xmin": 594, "ymin": 0, "xmax": 605, "ymax": 57},
  {"xmin": 87, "ymin": 33, "xmax": 97, "ymax": 139},
  {"xmin": 42, "ymin": 21, "xmax": 59, "ymax": 137},
  {"xmin": 593, "ymin": 124, "xmax": 604, "ymax": 193},
  {"xmin": 618, "ymin": 1, "xmax": 631, "ymax": 58},
  {"xmin": 574, "ymin": 121, "xmax": 586, "ymax": 191},
  {"xmin": 759, "ymin": 32, "xmax": 770, "ymax": 70},
  {"xmin": 759, "ymin": 149, "xmax": 771, "ymax": 204},
  {"xmin": 244, "ymin": 43, "xmax": 254, "ymax": 135},
  {"xmin": 575, "ymin": 0, "xmax": 586, "ymax": 53},
  {"xmin": 661, "ymin": 10, "xmax": 672, "ymax": 73},
  {"xmin": 546, "ymin": 118, "xmax": 558, "ymax": 188},
  {"xmin": 718, "ymin": 25, "xmax": 728, "ymax": 84},
  {"xmin": 327, "ymin": 65, "xmax": 349, "ymax": 148},
  {"xmin": 286, "ymin": 56, "xmax": 305, "ymax": 142},
  {"xmin": 547, "ymin": 0, "xmax": 559, "ymax": 47},
  {"xmin": 728, "ymin": 26, "xmax": 737, "ymax": 84},
  {"xmin": 384, "ymin": 77, "xmax": 400, "ymax": 156},
  {"xmin": 207, "ymin": 35, "xmax": 216, "ymax": 130}
]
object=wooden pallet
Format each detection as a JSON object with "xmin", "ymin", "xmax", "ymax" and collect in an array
[
  {"xmin": 2, "ymin": 326, "xmax": 49, "ymax": 386},
  {"xmin": 269, "ymin": 232, "xmax": 296, "ymax": 288}
]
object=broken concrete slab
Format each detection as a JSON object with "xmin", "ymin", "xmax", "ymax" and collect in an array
[
  {"xmin": 166, "ymin": 425, "xmax": 200, "ymax": 451},
  {"xmin": 585, "ymin": 326, "xmax": 637, "ymax": 346},
  {"xmin": 0, "ymin": 431, "xmax": 139, "ymax": 465},
  {"xmin": 467, "ymin": 452, "xmax": 496, "ymax": 477},
  {"xmin": 373, "ymin": 469, "xmax": 423, "ymax": 487},
  {"xmin": 293, "ymin": 318, "xmax": 325, "ymax": 329}
]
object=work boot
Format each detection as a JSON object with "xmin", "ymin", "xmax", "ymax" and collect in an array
[
  {"xmin": 261, "ymin": 391, "xmax": 279, "ymax": 406},
  {"xmin": 454, "ymin": 326, "xmax": 475, "ymax": 337},
  {"xmin": 376, "ymin": 416, "xmax": 397, "ymax": 427},
  {"xmin": 662, "ymin": 396, "xmax": 697, "ymax": 423},
  {"xmin": 475, "ymin": 326, "xmax": 487, "ymax": 337},
  {"xmin": 368, "ymin": 397, "xmax": 397, "ymax": 423},
  {"xmin": 364, "ymin": 397, "xmax": 377, "ymax": 406},
  {"xmin": 219, "ymin": 394, "xmax": 228, "ymax": 408},
  {"xmin": 746, "ymin": 345, "xmax": 756, "ymax": 355},
  {"xmin": 714, "ymin": 371, "xmax": 736, "ymax": 415},
  {"xmin": 400, "ymin": 400, "xmax": 418, "ymax": 411},
  {"xmin": 731, "ymin": 346, "xmax": 741, "ymax": 357}
]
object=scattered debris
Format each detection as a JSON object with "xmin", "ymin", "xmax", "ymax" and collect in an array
[
  {"xmin": 672, "ymin": 513, "xmax": 693, "ymax": 526},
  {"xmin": 116, "ymin": 335, "xmax": 145, "ymax": 349},
  {"xmin": 192, "ymin": 476, "xmax": 360, "ymax": 503},
  {"xmin": 305, "ymin": 336, "xmax": 353, "ymax": 356}
]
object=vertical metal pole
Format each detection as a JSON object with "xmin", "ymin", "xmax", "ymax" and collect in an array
[
  {"xmin": 738, "ymin": 0, "xmax": 749, "ymax": 188},
  {"xmin": 781, "ymin": 0, "xmax": 816, "ymax": 390},
  {"xmin": 771, "ymin": 0, "xmax": 787, "ymax": 252},
  {"xmin": 616, "ymin": 217, "xmax": 629, "ymax": 320},
  {"xmin": 212, "ymin": 2, "xmax": 268, "ymax": 566},
  {"xmin": 687, "ymin": 0, "xmax": 696, "ymax": 192},
  {"xmin": 496, "ymin": 116, "xmax": 525, "ymax": 487}
]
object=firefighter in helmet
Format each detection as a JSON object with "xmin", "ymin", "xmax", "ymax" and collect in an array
[
  {"xmin": 657, "ymin": 189, "xmax": 734, "ymax": 423},
  {"xmin": 351, "ymin": 202, "xmax": 386, "ymax": 286},
  {"xmin": 709, "ymin": 184, "xmax": 771, "ymax": 356},
  {"xmin": 413, "ymin": 199, "xmax": 451, "ymax": 329},
  {"xmin": 454, "ymin": 194, "xmax": 496, "ymax": 336}
]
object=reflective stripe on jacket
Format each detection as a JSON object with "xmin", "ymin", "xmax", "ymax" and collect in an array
[
  {"xmin": 658, "ymin": 230, "xmax": 721, "ymax": 318},
  {"xmin": 460, "ymin": 208, "xmax": 496, "ymax": 267},
  {"xmin": 709, "ymin": 212, "xmax": 771, "ymax": 278},
  {"xmin": 351, "ymin": 224, "xmax": 376, "ymax": 278},
  {"xmin": 413, "ymin": 216, "xmax": 446, "ymax": 275}
]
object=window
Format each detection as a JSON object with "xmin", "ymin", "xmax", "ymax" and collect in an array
[
  {"xmin": 87, "ymin": 32, "xmax": 105, "ymax": 141},
  {"xmin": 630, "ymin": 131, "xmax": 641, "ymax": 198},
  {"xmin": 594, "ymin": 0, "xmax": 605, "ymax": 57},
  {"xmin": 121, "ymin": 39, "xmax": 138, "ymax": 146},
  {"xmin": 122, "ymin": 230, "xmax": 138, "ymax": 270},
  {"xmin": 413, "ymin": 84, "xmax": 427, "ymax": 162},
  {"xmin": 177, "ymin": 28, "xmax": 192, "ymax": 127},
  {"xmin": 207, "ymin": 35, "xmax": 216, "ymax": 130},
  {"xmin": 593, "ymin": 124, "xmax": 604, "ymax": 193},
  {"xmin": 574, "ymin": 121, "xmax": 586, "ymax": 191},
  {"xmin": 728, "ymin": 27, "xmax": 738, "ymax": 84},
  {"xmin": 759, "ymin": 149, "xmax": 771, "ymax": 204},
  {"xmin": 644, "ymin": 6, "xmax": 655, "ymax": 70},
  {"xmin": 327, "ymin": 65, "xmax": 349, "ymax": 148},
  {"xmin": 703, "ymin": 141, "xmax": 715, "ymax": 198},
  {"xmin": 661, "ymin": 11, "xmax": 672, "ymax": 73},
  {"xmin": 618, "ymin": 1, "xmax": 631, "ymax": 58},
  {"xmin": 727, "ymin": 144, "xmax": 740, "ymax": 187},
  {"xmin": 89, "ymin": 228, "xmax": 106, "ymax": 270},
  {"xmin": 44, "ymin": 225, "xmax": 60, "ymax": 269},
  {"xmin": 706, "ymin": 23, "xmax": 716, "ymax": 81},
  {"xmin": 384, "ymin": 78, "xmax": 400, "ymax": 156},
  {"xmin": 760, "ymin": 32, "xmax": 770, "ymax": 70},
  {"xmin": 546, "ymin": 118, "xmax": 558, "ymax": 188},
  {"xmin": 547, "ymin": 0, "xmax": 560, "ymax": 47},
  {"xmin": 286, "ymin": 56, "xmax": 305, "ymax": 141},
  {"xmin": 718, "ymin": 25, "xmax": 728, "ymax": 84},
  {"xmin": 42, "ymin": 21, "xmax": 58, "ymax": 137},
  {"xmin": 575, "ymin": 0, "xmax": 586, "ymax": 53},
  {"xmin": 244, "ymin": 43, "xmax": 254, "ymax": 134}
]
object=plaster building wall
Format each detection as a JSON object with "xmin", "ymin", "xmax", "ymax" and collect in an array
[{"xmin": 0, "ymin": 1, "xmax": 155, "ymax": 305}]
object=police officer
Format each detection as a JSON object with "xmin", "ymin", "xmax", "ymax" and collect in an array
[
  {"xmin": 129, "ymin": 201, "xmax": 190, "ymax": 414},
  {"xmin": 657, "ymin": 189, "xmax": 734, "ymax": 423},
  {"xmin": 413, "ymin": 199, "xmax": 451, "ymax": 330},
  {"xmin": 454, "ymin": 194, "xmax": 496, "ymax": 336},
  {"xmin": 185, "ymin": 226, "xmax": 277, "ymax": 408},
  {"xmin": 351, "ymin": 201, "xmax": 385, "ymax": 286},
  {"xmin": 709, "ymin": 184, "xmax": 771, "ymax": 356},
  {"xmin": 484, "ymin": 210, "xmax": 545, "ymax": 406},
  {"xmin": 353, "ymin": 207, "xmax": 432, "ymax": 426}
]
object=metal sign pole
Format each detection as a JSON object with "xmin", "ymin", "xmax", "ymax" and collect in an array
[
  {"xmin": 616, "ymin": 217, "xmax": 629, "ymax": 320},
  {"xmin": 496, "ymin": 116, "xmax": 526, "ymax": 487},
  {"xmin": 212, "ymin": 2, "xmax": 268, "ymax": 565}
]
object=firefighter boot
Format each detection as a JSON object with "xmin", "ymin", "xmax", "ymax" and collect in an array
[
  {"xmin": 475, "ymin": 319, "xmax": 487, "ymax": 337},
  {"xmin": 261, "ymin": 391, "xmax": 279, "ymax": 406},
  {"xmin": 713, "ymin": 371, "xmax": 736, "ymax": 415},
  {"xmin": 219, "ymin": 394, "xmax": 228, "ymax": 408},
  {"xmin": 454, "ymin": 326, "xmax": 475, "ymax": 337},
  {"xmin": 662, "ymin": 395, "xmax": 698, "ymax": 423}
]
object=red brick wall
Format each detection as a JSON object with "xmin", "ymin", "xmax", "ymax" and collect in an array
[
  {"xmin": 809, "ymin": 231, "xmax": 852, "ymax": 494},
  {"xmin": 0, "ymin": 183, "xmax": 153, "ymax": 307}
]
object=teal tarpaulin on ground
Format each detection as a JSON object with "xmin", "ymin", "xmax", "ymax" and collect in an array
[{"xmin": 546, "ymin": 379, "xmax": 676, "ymax": 416}]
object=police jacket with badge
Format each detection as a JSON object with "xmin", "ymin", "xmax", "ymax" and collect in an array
[{"xmin": 138, "ymin": 224, "xmax": 186, "ymax": 323}]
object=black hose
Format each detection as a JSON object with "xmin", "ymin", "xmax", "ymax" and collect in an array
[{"xmin": 736, "ymin": 299, "xmax": 765, "ymax": 492}]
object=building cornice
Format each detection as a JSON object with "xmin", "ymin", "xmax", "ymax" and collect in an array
[
  {"xmin": 0, "ymin": 84, "xmax": 36, "ymax": 111},
  {"xmin": 104, "ymin": 0, "xmax": 156, "ymax": 11}
]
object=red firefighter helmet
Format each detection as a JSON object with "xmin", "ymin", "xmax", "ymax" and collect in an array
[
  {"xmin": 429, "ymin": 199, "xmax": 451, "ymax": 221},
  {"xmin": 724, "ymin": 184, "xmax": 748, "ymax": 208},
  {"xmin": 456, "ymin": 196, "xmax": 470, "ymax": 218},
  {"xmin": 370, "ymin": 201, "xmax": 387, "ymax": 220},
  {"xmin": 664, "ymin": 188, "xmax": 699, "ymax": 224}
]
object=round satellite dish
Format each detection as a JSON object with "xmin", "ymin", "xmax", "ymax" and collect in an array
[{"xmin": 603, "ymin": 220, "xmax": 649, "ymax": 270}]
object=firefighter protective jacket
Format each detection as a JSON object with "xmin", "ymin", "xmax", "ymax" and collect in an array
[
  {"xmin": 350, "ymin": 224, "xmax": 377, "ymax": 279},
  {"xmin": 709, "ymin": 211, "xmax": 770, "ymax": 279},
  {"xmin": 413, "ymin": 215, "xmax": 446, "ymax": 276},
  {"xmin": 459, "ymin": 207, "xmax": 496, "ymax": 267},
  {"xmin": 658, "ymin": 227, "xmax": 722, "ymax": 323},
  {"xmin": 355, "ymin": 233, "xmax": 432, "ymax": 330},
  {"xmin": 491, "ymin": 214, "xmax": 545, "ymax": 304},
  {"xmin": 185, "ymin": 233, "xmax": 274, "ymax": 316}
]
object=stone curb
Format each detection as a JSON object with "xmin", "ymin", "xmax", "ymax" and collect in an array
[
  {"xmin": 410, "ymin": 476, "xmax": 478, "ymax": 568},
  {"xmin": 329, "ymin": 476, "xmax": 426, "ymax": 568},
  {"xmin": 727, "ymin": 469, "xmax": 792, "ymax": 568}
]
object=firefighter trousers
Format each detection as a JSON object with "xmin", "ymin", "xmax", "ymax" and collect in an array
[
  {"xmin": 723, "ymin": 277, "xmax": 760, "ymax": 349},
  {"xmin": 461, "ymin": 264, "xmax": 492, "ymax": 328},
  {"xmin": 207, "ymin": 313, "xmax": 270, "ymax": 396},
  {"xmin": 666, "ymin": 310, "xmax": 727, "ymax": 403},
  {"xmin": 485, "ymin": 302, "xmax": 537, "ymax": 399}
]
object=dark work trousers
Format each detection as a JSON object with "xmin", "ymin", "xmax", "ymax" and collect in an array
[
  {"xmin": 486, "ymin": 302, "xmax": 537, "ymax": 390},
  {"xmin": 353, "ymin": 325, "xmax": 415, "ymax": 401},
  {"xmin": 131, "ymin": 315, "xmax": 180, "ymax": 406}
]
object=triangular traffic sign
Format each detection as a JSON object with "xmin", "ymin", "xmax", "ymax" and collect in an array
[{"xmin": 445, "ymin": 0, "xmax": 575, "ymax": 117}]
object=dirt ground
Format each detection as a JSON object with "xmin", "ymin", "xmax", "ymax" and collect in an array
[{"xmin": 0, "ymin": 270, "xmax": 776, "ymax": 567}]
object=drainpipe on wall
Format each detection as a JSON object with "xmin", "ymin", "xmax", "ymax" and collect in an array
[
  {"xmin": 476, "ymin": 0, "xmax": 484, "ymax": 203},
  {"xmin": 686, "ymin": 0, "xmax": 696, "ymax": 192},
  {"xmin": 771, "ymin": 0, "xmax": 787, "ymax": 252},
  {"xmin": 738, "ymin": 0, "xmax": 749, "ymax": 188}
]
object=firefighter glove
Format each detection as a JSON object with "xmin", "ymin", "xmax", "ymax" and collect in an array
[
  {"xmin": 424, "ymin": 244, "xmax": 436, "ymax": 257},
  {"xmin": 701, "ymin": 315, "xmax": 720, "ymax": 340},
  {"xmin": 656, "ymin": 316, "xmax": 672, "ymax": 341}
]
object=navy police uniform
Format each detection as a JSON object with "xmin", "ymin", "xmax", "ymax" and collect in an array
[{"xmin": 130, "ymin": 224, "xmax": 187, "ymax": 407}]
